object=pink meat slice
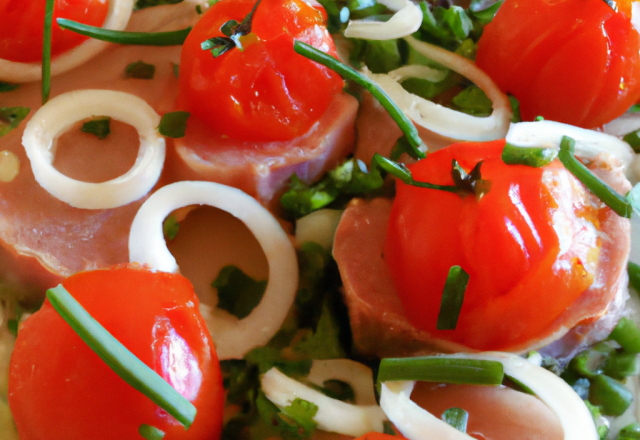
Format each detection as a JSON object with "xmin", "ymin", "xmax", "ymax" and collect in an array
[
  {"xmin": 166, "ymin": 92, "xmax": 358, "ymax": 209},
  {"xmin": 333, "ymin": 155, "xmax": 630, "ymax": 359}
]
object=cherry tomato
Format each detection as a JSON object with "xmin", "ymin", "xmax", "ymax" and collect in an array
[
  {"xmin": 475, "ymin": 0, "xmax": 640, "ymax": 128},
  {"xmin": 177, "ymin": 0, "xmax": 343, "ymax": 142},
  {"xmin": 384, "ymin": 141, "xmax": 598, "ymax": 351},
  {"xmin": 0, "ymin": 0, "xmax": 109, "ymax": 63},
  {"xmin": 8, "ymin": 265, "xmax": 224, "ymax": 440}
]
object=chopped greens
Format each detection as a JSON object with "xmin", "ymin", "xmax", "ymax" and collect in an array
[
  {"xmin": 311, "ymin": 379, "xmax": 355, "ymax": 403},
  {"xmin": 0, "ymin": 82, "xmax": 19, "ymax": 93},
  {"xmin": 81, "ymin": 117, "xmax": 111, "ymax": 140},
  {"xmin": 57, "ymin": 19, "xmax": 191, "ymax": 45},
  {"xmin": 441, "ymin": 407, "xmax": 469, "ymax": 433},
  {"xmin": 138, "ymin": 424, "xmax": 165, "ymax": 440},
  {"xmin": 436, "ymin": 265, "xmax": 469, "ymax": 330},
  {"xmin": 124, "ymin": 61, "xmax": 156, "ymax": 79},
  {"xmin": 42, "ymin": 0, "xmax": 55, "ymax": 104},
  {"xmin": 452, "ymin": 86, "xmax": 492, "ymax": 116},
  {"xmin": 162, "ymin": 215, "xmax": 180, "ymax": 240},
  {"xmin": 501, "ymin": 143, "xmax": 558, "ymax": 167},
  {"xmin": 0, "ymin": 107, "xmax": 30, "ymax": 137},
  {"xmin": 158, "ymin": 111, "xmax": 190, "ymax": 138},
  {"xmin": 629, "ymin": 262, "xmax": 640, "ymax": 292},
  {"xmin": 134, "ymin": 0, "xmax": 183, "ymax": 10},
  {"xmin": 212, "ymin": 266, "xmax": 267, "ymax": 320},
  {"xmin": 589, "ymin": 374, "xmax": 633, "ymax": 416},
  {"xmin": 275, "ymin": 398, "xmax": 319, "ymax": 440}
]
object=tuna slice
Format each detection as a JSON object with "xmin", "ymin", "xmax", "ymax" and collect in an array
[
  {"xmin": 333, "ymin": 155, "xmax": 630, "ymax": 359},
  {"xmin": 166, "ymin": 92, "xmax": 358, "ymax": 209}
]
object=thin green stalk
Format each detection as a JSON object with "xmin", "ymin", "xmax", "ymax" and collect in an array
[{"xmin": 57, "ymin": 18, "xmax": 191, "ymax": 45}]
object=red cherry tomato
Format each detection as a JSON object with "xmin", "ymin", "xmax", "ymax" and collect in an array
[
  {"xmin": 8, "ymin": 265, "xmax": 224, "ymax": 440},
  {"xmin": 0, "ymin": 0, "xmax": 109, "ymax": 63},
  {"xmin": 384, "ymin": 141, "xmax": 596, "ymax": 351},
  {"xmin": 476, "ymin": 0, "xmax": 640, "ymax": 128},
  {"xmin": 177, "ymin": 0, "xmax": 343, "ymax": 142}
]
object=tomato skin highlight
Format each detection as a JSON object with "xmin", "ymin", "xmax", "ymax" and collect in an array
[
  {"xmin": 475, "ymin": 0, "xmax": 640, "ymax": 128},
  {"xmin": 0, "ymin": 0, "xmax": 109, "ymax": 63},
  {"xmin": 384, "ymin": 141, "xmax": 598, "ymax": 351},
  {"xmin": 177, "ymin": 0, "xmax": 343, "ymax": 142},
  {"xmin": 8, "ymin": 265, "xmax": 224, "ymax": 440}
]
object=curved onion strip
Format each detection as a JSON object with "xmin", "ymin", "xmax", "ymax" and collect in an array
[
  {"xmin": 295, "ymin": 209, "xmax": 344, "ymax": 251},
  {"xmin": 603, "ymin": 112, "xmax": 640, "ymax": 137},
  {"xmin": 380, "ymin": 352, "xmax": 598, "ymax": 440},
  {"xmin": 0, "ymin": 0, "xmax": 133, "ymax": 83},
  {"xmin": 305, "ymin": 359, "xmax": 378, "ymax": 406},
  {"xmin": 128, "ymin": 181, "xmax": 298, "ymax": 360},
  {"xmin": 344, "ymin": 0, "xmax": 422, "ymax": 40},
  {"xmin": 365, "ymin": 35, "xmax": 511, "ymax": 141},
  {"xmin": 261, "ymin": 367, "xmax": 387, "ymax": 437},
  {"xmin": 388, "ymin": 65, "xmax": 447, "ymax": 83},
  {"xmin": 22, "ymin": 89, "xmax": 165, "ymax": 209},
  {"xmin": 507, "ymin": 121, "xmax": 635, "ymax": 170},
  {"xmin": 632, "ymin": 2, "xmax": 640, "ymax": 34}
]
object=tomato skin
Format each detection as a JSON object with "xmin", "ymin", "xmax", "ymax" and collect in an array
[
  {"xmin": 8, "ymin": 265, "xmax": 224, "ymax": 440},
  {"xmin": 475, "ymin": 0, "xmax": 640, "ymax": 128},
  {"xmin": 384, "ymin": 141, "xmax": 596, "ymax": 350},
  {"xmin": 0, "ymin": 0, "xmax": 109, "ymax": 63},
  {"xmin": 178, "ymin": 0, "xmax": 343, "ymax": 142}
]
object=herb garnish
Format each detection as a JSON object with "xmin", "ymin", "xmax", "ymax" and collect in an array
[
  {"xmin": 124, "ymin": 61, "xmax": 156, "ymax": 79},
  {"xmin": 0, "ymin": 82, "xmax": 19, "ymax": 93},
  {"xmin": 42, "ymin": 0, "xmax": 55, "ymax": 104},
  {"xmin": 0, "ymin": 107, "xmax": 30, "ymax": 137},
  {"xmin": 134, "ymin": 0, "xmax": 183, "ymax": 10},
  {"xmin": 200, "ymin": 0, "xmax": 263, "ymax": 57},
  {"xmin": 138, "ymin": 424, "xmax": 165, "ymax": 440},
  {"xmin": 441, "ymin": 407, "xmax": 469, "ymax": 433},
  {"xmin": 56, "ymin": 18, "xmax": 191, "ymax": 45},
  {"xmin": 436, "ymin": 265, "xmax": 469, "ymax": 330},
  {"xmin": 157, "ymin": 111, "xmax": 190, "ymax": 138},
  {"xmin": 81, "ymin": 117, "xmax": 111, "ymax": 139},
  {"xmin": 212, "ymin": 266, "xmax": 267, "ymax": 320}
]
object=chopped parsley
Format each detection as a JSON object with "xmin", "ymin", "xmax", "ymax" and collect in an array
[
  {"xmin": 124, "ymin": 61, "xmax": 156, "ymax": 79},
  {"xmin": 81, "ymin": 117, "xmax": 111, "ymax": 140},
  {"xmin": 0, "ymin": 107, "xmax": 30, "ymax": 137},
  {"xmin": 212, "ymin": 266, "xmax": 267, "ymax": 320},
  {"xmin": 157, "ymin": 111, "xmax": 190, "ymax": 138},
  {"xmin": 134, "ymin": 0, "xmax": 183, "ymax": 10}
]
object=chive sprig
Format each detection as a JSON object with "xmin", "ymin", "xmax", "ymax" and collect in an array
[{"xmin": 56, "ymin": 19, "xmax": 191, "ymax": 46}]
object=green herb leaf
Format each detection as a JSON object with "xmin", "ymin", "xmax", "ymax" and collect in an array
[
  {"xmin": 451, "ymin": 160, "xmax": 486, "ymax": 195},
  {"xmin": 46, "ymin": 285, "xmax": 197, "ymax": 428},
  {"xmin": 293, "ymin": 299, "xmax": 347, "ymax": 360},
  {"xmin": 623, "ymin": 130, "xmax": 640, "ymax": 153},
  {"xmin": 372, "ymin": 153, "xmax": 464, "ymax": 194},
  {"xmin": 163, "ymin": 215, "xmax": 180, "ymax": 240},
  {"xmin": 629, "ymin": 262, "xmax": 640, "ymax": 292},
  {"xmin": 312, "ymin": 379, "xmax": 355, "ymax": 403},
  {"xmin": 135, "ymin": 0, "xmax": 183, "ymax": 9},
  {"xmin": 436, "ymin": 265, "xmax": 469, "ymax": 330},
  {"xmin": 0, "ymin": 107, "xmax": 30, "ymax": 137},
  {"xmin": 442, "ymin": 6, "xmax": 473, "ymax": 40},
  {"xmin": 42, "ymin": 0, "xmax": 55, "ymax": 104},
  {"xmin": 276, "ymin": 398, "xmax": 319, "ymax": 440},
  {"xmin": 0, "ymin": 82, "xmax": 19, "ymax": 93},
  {"xmin": 363, "ymin": 40, "xmax": 402, "ymax": 74},
  {"xmin": 502, "ymin": 143, "xmax": 558, "ymax": 167},
  {"xmin": 558, "ymin": 135, "xmax": 632, "ymax": 218},
  {"xmin": 212, "ymin": 265, "xmax": 267, "ymax": 320},
  {"xmin": 630, "ymin": 104, "xmax": 640, "ymax": 113},
  {"xmin": 125, "ymin": 61, "xmax": 156, "ymax": 79},
  {"xmin": 508, "ymin": 95, "xmax": 521, "ymax": 123},
  {"xmin": 441, "ymin": 407, "xmax": 468, "ymax": 433},
  {"xmin": 81, "ymin": 117, "xmax": 111, "ymax": 139},
  {"xmin": 138, "ymin": 424, "xmax": 165, "ymax": 440},
  {"xmin": 452, "ymin": 86, "xmax": 492, "ymax": 117},
  {"xmin": 469, "ymin": 0, "xmax": 503, "ymax": 25},
  {"xmin": 158, "ymin": 111, "xmax": 190, "ymax": 138},
  {"xmin": 589, "ymin": 374, "xmax": 632, "ymax": 416},
  {"xmin": 57, "ymin": 18, "xmax": 191, "ymax": 45}
]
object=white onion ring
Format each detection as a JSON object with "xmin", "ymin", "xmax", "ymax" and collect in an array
[
  {"xmin": 388, "ymin": 65, "xmax": 447, "ymax": 83},
  {"xmin": 344, "ymin": 0, "xmax": 422, "ymax": 40},
  {"xmin": 365, "ymin": 35, "xmax": 511, "ymax": 142},
  {"xmin": 305, "ymin": 359, "xmax": 378, "ymax": 406},
  {"xmin": 22, "ymin": 89, "xmax": 165, "ymax": 209},
  {"xmin": 507, "ymin": 120, "xmax": 635, "ymax": 171},
  {"xmin": 128, "ymin": 181, "xmax": 298, "ymax": 360},
  {"xmin": 261, "ymin": 366, "xmax": 387, "ymax": 437},
  {"xmin": 380, "ymin": 352, "xmax": 598, "ymax": 440},
  {"xmin": 0, "ymin": 0, "xmax": 134, "ymax": 83}
]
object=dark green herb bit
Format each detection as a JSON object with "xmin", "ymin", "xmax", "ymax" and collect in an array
[
  {"xmin": 501, "ymin": 143, "xmax": 558, "ymax": 168},
  {"xmin": 603, "ymin": 352, "xmax": 640, "ymax": 380},
  {"xmin": 163, "ymin": 215, "xmax": 180, "ymax": 240},
  {"xmin": 441, "ymin": 407, "xmax": 468, "ymax": 433},
  {"xmin": 201, "ymin": 0, "xmax": 262, "ymax": 57},
  {"xmin": 135, "ymin": 0, "xmax": 183, "ymax": 10},
  {"xmin": 377, "ymin": 356, "xmax": 504, "ymax": 388},
  {"xmin": 508, "ymin": 95, "xmax": 521, "ymax": 123},
  {"xmin": 172, "ymin": 62, "xmax": 180, "ymax": 78},
  {"xmin": 125, "ymin": 61, "xmax": 156, "ymax": 79},
  {"xmin": 0, "ymin": 107, "xmax": 30, "ymax": 137},
  {"xmin": 46, "ymin": 284, "xmax": 196, "ymax": 428},
  {"xmin": 436, "ymin": 265, "xmax": 469, "ymax": 330},
  {"xmin": 138, "ymin": 424, "xmax": 165, "ymax": 440},
  {"xmin": 212, "ymin": 265, "xmax": 266, "ymax": 320},
  {"xmin": 623, "ymin": 130, "xmax": 640, "ymax": 153},
  {"xmin": 311, "ymin": 379, "xmax": 355, "ymax": 403},
  {"xmin": 57, "ymin": 18, "xmax": 191, "ymax": 45},
  {"xmin": 158, "ymin": 111, "xmax": 190, "ymax": 138},
  {"xmin": 452, "ymin": 85, "xmax": 492, "ymax": 117},
  {"xmin": 618, "ymin": 423, "xmax": 640, "ymax": 440},
  {"xmin": 629, "ymin": 262, "xmax": 640, "ymax": 292},
  {"xmin": 588, "ymin": 374, "xmax": 632, "ymax": 416},
  {"xmin": 630, "ymin": 104, "xmax": 640, "ymax": 113},
  {"xmin": 0, "ymin": 82, "xmax": 19, "ymax": 93},
  {"xmin": 195, "ymin": 4, "xmax": 203, "ymax": 14},
  {"xmin": 569, "ymin": 341, "xmax": 616, "ymax": 378},
  {"xmin": 382, "ymin": 421, "xmax": 397, "ymax": 436},
  {"xmin": 81, "ymin": 116, "xmax": 111, "ymax": 139},
  {"xmin": 468, "ymin": 0, "xmax": 504, "ymax": 25},
  {"xmin": 362, "ymin": 40, "xmax": 402, "ymax": 74},
  {"xmin": 42, "ymin": 0, "xmax": 55, "ymax": 104},
  {"xmin": 557, "ymin": 135, "xmax": 632, "ymax": 218},
  {"xmin": 609, "ymin": 317, "xmax": 640, "ymax": 353},
  {"xmin": 276, "ymin": 398, "xmax": 318, "ymax": 440}
]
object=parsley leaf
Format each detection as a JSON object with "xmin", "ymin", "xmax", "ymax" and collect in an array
[
  {"xmin": 0, "ymin": 107, "xmax": 30, "ymax": 137},
  {"xmin": 212, "ymin": 266, "xmax": 267, "ymax": 320},
  {"xmin": 452, "ymin": 86, "xmax": 492, "ymax": 117},
  {"xmin": 124, "ymin": 61, "xmax": 156, "ymax": 79},
  {"xmin": 276, "ymin": 398, "xmax": 318, "ymax": 440},
  {"xmin": 81, "ymin": 116, "xmax": 111, "ymax": 140}
]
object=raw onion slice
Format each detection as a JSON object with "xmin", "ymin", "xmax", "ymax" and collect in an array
[
  {"xmin": 344, "ymin": 0, "xmax": 422, "ymax": 40},
  {"xmin": 305, "ymin": 359, "xmax": 378, "ymax": 405},
  {"xmin": 603, "ymin": 113, "xmax": 640, "ymax": 137},
  {"xmin": 507, "ymin": 120, "xmax": 635, "ymax": 170},
  {"xmin": 128, "ymin": 181, "xmax": 298, "ymax": 360},
  {"xmin": 22, "ymin": 89, "xmax": 165, "ymax": 209},
  {"xmin": 365, "ymin": 35, "xmax": 512, "ymax": 142},
  {"xmin": 380, "ymin": 352, "xmax": 598, "ymax": 440},
  {"xmin": 388, "ymin": 65, "xmax": 447, "ymax": 84},
  {"xmin": 261, "ymin": 363, "xmax": 387, "ymax": 437},
  {"xmin": 0, "ymin": 0, "xmax": 133, "ymax": 83},
  {"xmin": 295, "ymin": 209, "xmax": 344, "ymax": 251}
]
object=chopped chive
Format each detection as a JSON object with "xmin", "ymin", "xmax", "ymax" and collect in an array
[
  {"xmin": 501, "ymin": 143, "xmax": 558, "ymax": 167},
  {"xmin": 81, "ymin": 117, "xmax": 111, "ymax": 139},
  {"xmin": 557, "ymin": 136, "xmax": 632, "ymax": 218},
  {"xmin": 377, "ymin": 357, "xmax": 504, "ymax": 389},
  {"xmin": 158, "ymin": 111, "xmax": 190, "ymax": 138},
  {"xmin": 0, "ymin": 82, "xmax": 19, "ymax": 93},
  {"xmin": 163, "ymin": 215, "xmax": 180, "ymax": 240},
  {"xmin": 7, "ymin": 319, "xmax": 18, "ymax": 337},
  {"xmin": 124, "ymin": 61, "xmax": 156, "ymax": 79},
  {"xmin": 382, "ymin": 421, "xmax": 397, "ymax": 436},
  {"xmin": 46, "ymin": 285, "xmax": 197, "ymax": 428},
  {"xmin": 623, "ymin": 130, "xmax": 640, "ymax": 153},
  {"xmin": 609, "ymin": 317, "xmax": 640, "ymax": 353},
  {"xmin": 505, "ymin": 374, "xmax": 535, "ymax": 395},
  {"xmin": 42, "ymin": 0, "xmax": 55, "ymax": 104},
  {"xmin": 139, "ymin": 424, "xmax": 165, "ymax": 440},
  {"xmin": 293, "ymin": 40, "xmax": 426, "ymax": 160},
  {"xmin": 172, "ymin": 62, "xmax": 180, "ymax": 78},
  {"xmin": 0, "ymin": 107, "xmax": 30, "ymax": 137},
  {"xmin": 630, "ymin": 104, "xmax": 640, "ymax": 113},
  {"xmin": 441, "ymin": 408, "xmax": 468, "ymax": 433},
  {"xmin": 618, "ymin": 423, "xmax": 640, "ymax": 440},
  {"xmin": 603, "ymin": 352, "xmax": 640, "ymax": 380},
  {"xmin": 372, "ymin": 153, "xmax": 460, "ymax": 194},
  {"xmin": 534, "ymin": 115, "xmax": 545, "ymax": 121},
  {"xmin": 629, "ymin": 262, "xmax": 640, "ymax": 292},
  {"xmin": 588, "ymin": 374, "xmax": 632, "ymax": 416},
  {"xmin": 134, "ymin": 0, "xmax": 183, "ymax": 9},
  {"xmin": 436, "ymin": 266, "xmax": 469, "ymax": 330},
  {"xmin": 56, "ymin": 18, "xmax": 191, "ymax": 46},
  {"xmin": 195, "ymin": 4, "xmax": 203, "ymax": 14},
  {"xmin": 569, "ymin": 342, "xmax": 616, "ymax": 378},
  {"xmin": 627, "ymin": 183, "xmax": 640, "ymax": 216}
]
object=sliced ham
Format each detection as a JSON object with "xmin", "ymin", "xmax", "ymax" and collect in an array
[
  {"xmin": 333, "ymin": 154, "xmax": 630, "ymax": 359},
  {"xmin": 166, "ymin": 92, "xmax": 358, "ymax": 209}
]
